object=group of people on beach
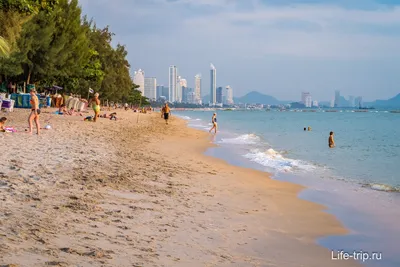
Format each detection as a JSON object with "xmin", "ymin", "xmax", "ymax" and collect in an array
[
  {"xmin": 1, "ymin": 90, "xmax": 335, "ymax": 149},
  {"xmin": 0, "ymin": 89, "xmax": 152, "ymax": 134},
  {"xmin": 0, "ymin": 89, "xmax": 41, "ymax": 134}
]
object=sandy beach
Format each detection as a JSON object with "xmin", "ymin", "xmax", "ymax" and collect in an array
[{"xmin": 0, "ymin": 108, "xmax": 361, "ymax": 267}]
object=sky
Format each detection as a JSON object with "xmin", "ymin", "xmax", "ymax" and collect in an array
[{"xmin": 79, "ymin": 0, "xmax": 400, "ymax": 101}]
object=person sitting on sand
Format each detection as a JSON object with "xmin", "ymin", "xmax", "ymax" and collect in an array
[
  {"xmin": 100, "ymin": 112, "xmax": 117, "ymax": 120},
  {"xmin": 84, "ymin": 116, "xmax": 94, "ymax": 121},
  {"xmin": 0, "ymin": 117, "xmax": 7, "ymax": 132},
  {"xmin": 109, "ymin": 112, "xmax": 117, "ymax": 120},
  {"xmin": 209, "ymin": 113, "xmax": 218, "ymax": 133},
  {"xmin": 329, "ymin": 131, "xmax": 335, "ymax": 148},
  {"xmin": 58, "ymin": 104, "xmax": 67, "ymax": 115},
  {"xmin": 162, "ymin": 103, "xmax": 171, "ymax": 125}
]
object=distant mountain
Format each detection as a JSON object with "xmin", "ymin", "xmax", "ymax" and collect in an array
[
  {"xmin": 234, "ymin": 91, "xmax": 282, "ymax": 105},
  {"xmin": 202, "ymin": 91, "xmax": 285, "ymax": 105},
  {"xmin": 369, "ymin": 93, "xmax": 400, "ymax": 108}
]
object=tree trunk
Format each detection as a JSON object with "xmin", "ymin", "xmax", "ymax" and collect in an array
[{"xmin": 26, "ymin": 69, "xmax": 31, "ymax": 84}]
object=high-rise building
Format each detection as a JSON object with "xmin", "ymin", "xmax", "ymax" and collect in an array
[
  {"xmin": 156, "ymin": 85, "xmax": 164, "ymax": 100},
  {"xmin": 162, "ymin": 86, "xmax": 169, "ymax": 100},
  {"xmin": 216, "ymin": 86, "xmax": 223, "ymax": 104},
  {"xmin": 187, "ymin": 92, "xmax": 196, "ymax": 104},
  {"xmin": 194, "ymin": 74, "xmax": 202, "ymax": 104},
  {"xmin": 348, "ymin": 95, "xmax": 355, "ymax": 107},
  {"xmin": 144, "ymin": 77, "xmax": 157, "ymax": 101},
  {"xmin": 226, "ymin": 85, "xmax": 234, "ymax": 105},
  {"xmin": 182, "ymin": 86, "xmax": 188, "ymax": 103},
  {"xmin": 133, "ymin": 69, "xmax": 145, "ymax": 95},
  {"xmin": 355, "ymin": 96, "xmax": 363, "ymax": 108},
  {"xmin": 169, "ymin": 65, "xmax": 178, "ymax": 102},
  {"xmin": 301, "ymin": 92, "xmax": 312, "ymax": 108},
  {"xmin": 334, "ymin": 90, "xmax": 341, "ymax": 107},
  {"xmin": 210, "ymin": 64, "xmax": 217, "ymax": 105},
  {"xmin": 176, "ymin": 76, "xmax": 183, "ymax": 103},
  {"xmin": 330, "ymin": 99, "xmax": 335, "ymax": 108}
]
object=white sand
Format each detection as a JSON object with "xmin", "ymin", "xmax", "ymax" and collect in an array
[{"xmin": 0, "ymin": 108, "xmax": 360, "ymax": 267}]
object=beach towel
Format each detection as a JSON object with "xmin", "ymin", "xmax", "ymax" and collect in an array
[{"xmin": 4, "ymin": 127, "xmax": 17, "ymax": 133}]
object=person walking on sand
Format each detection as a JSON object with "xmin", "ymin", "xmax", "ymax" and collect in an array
[
  {"xmin": 89, "ymin": 93, "xmax": 101, "ymax": 122},
  {"xmin": 329, "ymin": 131, "xmax": 335, "ymax": 148},
  {"xmin": 209, "ymin": 113, "xmax": 218, "ymax": 134},
  {"xmin": 162, "ymin": 103, "xmax": 171, "ymax": 124},
  {"xmin": 28, "ymin": 89, "xmax": 40, "ymax": 134}
]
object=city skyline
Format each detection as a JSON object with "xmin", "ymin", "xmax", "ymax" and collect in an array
[
  {"xmin": 135, "ymin": 64, "xmax": 377, "ymax": 105},
  {"xmin": 80, "ymin": 0, "xmax": 400, "ymax": 101},
  {"xmin": 136, "ymin": 64, "xmax": 235, "ymax": 105}
]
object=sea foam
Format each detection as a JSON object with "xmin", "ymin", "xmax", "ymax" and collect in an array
[
  {"xmin": 219, "ymin": 134, "xmax": 261, "ymax": 145},
  {"xmin": 244, "ymin": 148, "xmax": 315, "ymax": 173}
]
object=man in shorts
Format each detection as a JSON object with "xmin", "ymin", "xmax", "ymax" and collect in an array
[{"xmin": 162, "ymin": 103, "xmax": 171, "ymax": 125}]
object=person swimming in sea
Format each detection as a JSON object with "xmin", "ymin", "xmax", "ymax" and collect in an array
[
  {"xmin": 209, "ymin": 113, "xmax": 218, "ymax": 134},
  {"xmin": 329, "ymin": 131, "xmax": 335, "ymax": 148}
]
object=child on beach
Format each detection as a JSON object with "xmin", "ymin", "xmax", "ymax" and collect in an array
[
  {"xmin": 58, "ymin": 104, "xmax": 67, "ymax": 115},
  {"xmin": 0, "ymin": 117, "xmax": 7, "ymax": 132}
]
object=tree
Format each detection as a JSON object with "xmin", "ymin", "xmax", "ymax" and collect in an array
[
  {"xmin": 126, "ymin": 84, "xmax": 149, "ymax": 106},
  {"xmin": 0, "ymin": 0, "xmax": 135, "ymax": 104},
  {"xmin": 0, "ymin": 37, "xmax": 10, "ymax": 57},
  {"xmin": 0, "ymin": 0, "xmax": 58, "ymax": 49}
]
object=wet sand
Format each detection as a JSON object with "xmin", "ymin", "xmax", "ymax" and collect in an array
[{"xmin": 0, "ymin": 108, "xmax": 360, "ymax": 267}]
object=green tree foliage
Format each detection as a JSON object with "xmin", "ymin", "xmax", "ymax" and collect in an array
[
  {"xmin": 0, "ymin": 36, "xmax": 10, "ymax": 57},
  {"xmin": 0, "ymin": 0, "xmax": 58, "ymax": 49},
  {"xmin": 0, "ymin": 0, "xmax": 135, "ymax": 103},
  {"xmin": 126, "ymin": 84, "xmax": 149, "ymax": 106}
]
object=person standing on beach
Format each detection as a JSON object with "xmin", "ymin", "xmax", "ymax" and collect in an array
[
  {"xmin": 162, "ymin": 103, "xmax": 171, "ymax": 124},
  {"xmin": 89, "ymin": 93, "xmax": 101, "ymax": 122},
  {"xmin": 329, "ymin": 131, "xmax": 335, "ymax": 148},
  {"xmin": 209, "ymin": 113, "xmax": 218, "ymax": 134},
  {"xmin": 28, "ymin": 89, "xmax": 40, "ymax": 134}
]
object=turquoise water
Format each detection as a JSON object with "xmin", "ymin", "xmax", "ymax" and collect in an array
[
  {"xmin": 180, "ymin": 110, "xmax": 400, "ymax": 191},
  {"xmin": 176, "ymin": 109, "xmax": 400, "ymax": 267}
]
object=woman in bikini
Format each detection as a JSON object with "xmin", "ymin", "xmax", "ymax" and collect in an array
[
  {"xmin": 89, "ymin": 93, "xmax": 101, "ymax": 122},
  {"xmin": 28, "ymin": 89, "xmax": 40, "ymax": 134},
  {"xmin": 209, "ymin": 113, "xmax": 218, "ymax": 133}
]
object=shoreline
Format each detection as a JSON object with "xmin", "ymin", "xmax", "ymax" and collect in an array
[
  {"xmin": 179, "ymin": 111, "xmax": 400, "ymax": 267},
  {"xmin": 0, "ymin": 109, "xmax": 360, "ymax": 266}
]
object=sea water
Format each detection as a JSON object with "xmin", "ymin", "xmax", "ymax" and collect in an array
[{"xmin": 176, "ymin": 109, "xmax": 400, "ymax": 267}]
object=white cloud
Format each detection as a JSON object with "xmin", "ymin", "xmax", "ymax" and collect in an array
[{"xmin": 80, "ymin": 0, "xmax": 400, "ymax": 100}]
